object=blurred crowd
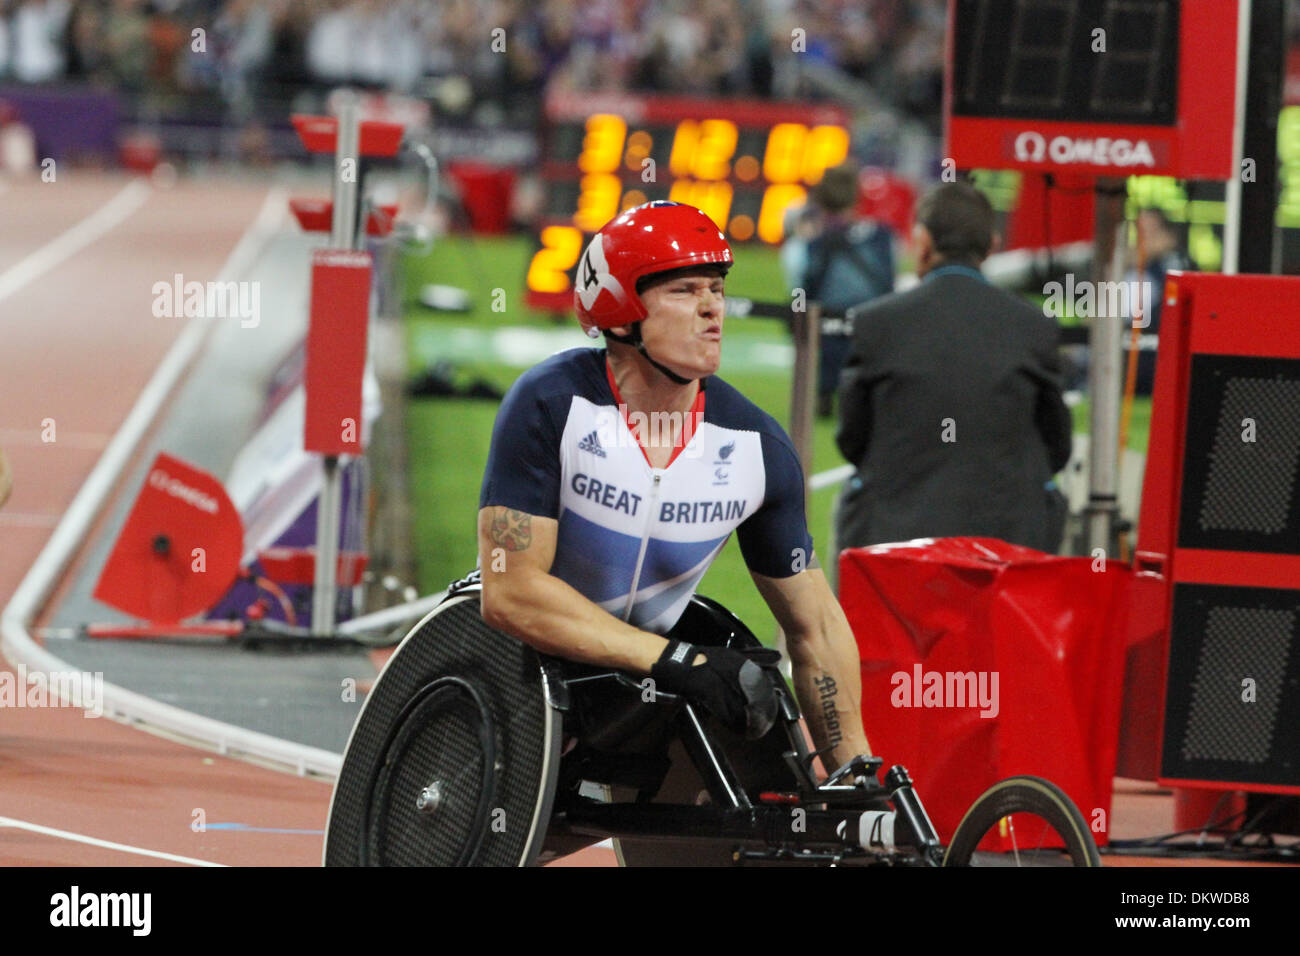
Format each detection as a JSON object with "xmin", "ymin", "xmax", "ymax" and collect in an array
[{"xmin": 0, "ymin": 0, "xmax": 947, "ymax": 127}]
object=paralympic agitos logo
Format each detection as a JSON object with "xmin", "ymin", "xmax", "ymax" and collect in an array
[{"xmin": 1012, "ymin": 130, "xmax": 1158, "ymax": 168}]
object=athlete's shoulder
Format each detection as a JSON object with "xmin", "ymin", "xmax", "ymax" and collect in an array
[
  {"xmin": 482, "ymin": 349, "xmax": 604, "ymax": 512},
  {"xmin": 499, "ymin": 347, "xmax": 609, "ymax": 417},
  {"xmin": 511, "ymin": 347, "xmax": 606, "ymax": 397},
  {"xmin": 704, "ymin": 375, "xmax": 797, "ymax": 452}
]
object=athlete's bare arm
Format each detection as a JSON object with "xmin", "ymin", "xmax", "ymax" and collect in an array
[
  {"xmin": 477, "ymin": 505, "xmax": 670, "ymax": 674},
  {"xmin": 751, "ymin": 561, "xmax": 873, "ymax": 771}
]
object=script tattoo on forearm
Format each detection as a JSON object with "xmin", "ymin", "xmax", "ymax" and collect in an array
[
  {"xmin": 490, "ymin": 508, "xmax": 532, "ymax": 552},
  {"xmin": 814, "ymin": 674, "xmax": 843, "ymax": 749}
]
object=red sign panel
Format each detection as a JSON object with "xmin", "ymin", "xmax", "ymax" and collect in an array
[
  {"xmin": 1137, "ymin": 273, "xmax": 1300, "ymax": 795},
  {"xmin": 93, "ymin": 453, "xmax": 243, "ymax": 624},
  {"xmin": 304, "ymin": 249, "xmax": 371, "ymax": 456},
  {"xmin": 945, "ymin": 0, "xmax": 1239, "ymax": 179}
]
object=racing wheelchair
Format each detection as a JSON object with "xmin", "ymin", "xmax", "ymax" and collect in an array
[{"xmin": 324, "ymin": 582, "xmax": 1101, "ymax": 867}]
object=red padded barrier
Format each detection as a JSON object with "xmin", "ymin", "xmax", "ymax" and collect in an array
[{"xmin": 840, "ymin": 537, "xmax": 1132, "ymax": 849}]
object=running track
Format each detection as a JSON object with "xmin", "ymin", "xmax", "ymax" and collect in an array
[{"xmin": 0, "ymin": 172, "xmax": 333, "ymax": 866}]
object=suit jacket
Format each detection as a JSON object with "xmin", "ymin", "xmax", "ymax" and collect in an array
[{"xmin": 835, "ymin": 266, "xmax": 1073, "ymax": 553}]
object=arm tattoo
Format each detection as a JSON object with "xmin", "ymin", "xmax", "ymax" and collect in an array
[
  {"xmin": 813, "ymin": 674, "xmax": 843, "ymax": 749},
  {"xmin": 489, "ymin": 508, "xmax": 532, "ymax": 552}
]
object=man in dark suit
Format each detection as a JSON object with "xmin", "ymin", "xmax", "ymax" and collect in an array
[{"xmin": 834, "ymin": 182, "xmax": 1073, "ymax": 558}]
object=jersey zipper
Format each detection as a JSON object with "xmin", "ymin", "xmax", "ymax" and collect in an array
[{"xmin": 622, "ymin": 470, "xmax": 660, "ymax": 621}]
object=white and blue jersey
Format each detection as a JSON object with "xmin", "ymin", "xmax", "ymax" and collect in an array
[{"xmin": 479, "ymin": 348, "xmax": 814, "ymax": 635}]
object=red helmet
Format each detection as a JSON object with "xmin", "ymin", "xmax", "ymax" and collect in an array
[{"xmin": 574, "ymin": 201, "xmax": 733, "ymax": 338}]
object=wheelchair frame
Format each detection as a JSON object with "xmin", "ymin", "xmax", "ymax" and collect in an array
[
  {"xmin": 537, "ymin": 596, "xmax": 946, "ymax": 866},
  {"xmin": 326, "ymin": 585, "xmax": 1099, "ymax": 867}
]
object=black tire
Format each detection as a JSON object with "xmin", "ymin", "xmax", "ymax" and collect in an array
[
  {"xmin": 942, "ymin": 776, "xmax": 1101, "ymax": 867},
  {"xmin": 324, "ymin": 591, "xmax": 561, "ymax": 867}
]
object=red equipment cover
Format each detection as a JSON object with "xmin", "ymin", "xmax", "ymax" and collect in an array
[
  {"xmin": 288, "ymin": 198, "xmax": 400, "ymax": 236},
  {"xmin": 446, "ymin": 163, "xmax": 517, "ymax": 235},
  {"xmin": 1114, "ymin": 569, "xmax": 1168, "ymax": 781},
  {"xmin": 290, "ymin": 115, "xmax": 404, "ymax": 157},
  {"xmin": 1006, "ymin": 172, "xmax": 1095, "ymax": 250},
  {"xmin": 303, "ymin": 249, "xmax": 371, "ymax": 456},
  {"xmin": 93, "ymin": 453, "xmax": 243, "ymax": 624},
  {"xmin": 257, "ymin": 546, "xmax": 369, "ymax": 587},
  {"xmin": 855, "ymin": 168, "xmax": 916, "ymax": 247},
  {"xmin": 839, "ymin": 537, "xmax": 1132, "ymax": 849}
]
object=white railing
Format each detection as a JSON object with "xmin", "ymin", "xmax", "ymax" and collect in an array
[{"xmin": 1, "ymin": 185, "xmax": 343, "ymax": 780}]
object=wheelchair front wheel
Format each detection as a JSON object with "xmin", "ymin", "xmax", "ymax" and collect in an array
[{"xmin": 942, "ymin": 776, "xmax": 1102, "ymax": 867}]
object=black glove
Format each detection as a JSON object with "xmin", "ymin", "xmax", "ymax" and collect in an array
[{"xmin": 651, "ymin": 640, "xmax": 782, "ymax": 739}]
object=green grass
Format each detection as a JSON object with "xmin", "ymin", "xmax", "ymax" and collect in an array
[
  {"xmin": 399, "ymin": 235, "xmax": 1148, "ymax": 635},
  {"xmin": 1070, "ymin": 397, "xmax": 1153, "ymax": 453}
]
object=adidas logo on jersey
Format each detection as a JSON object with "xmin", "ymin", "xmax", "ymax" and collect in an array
[{"xmin": 577, "ymin": 430, "xmax": 607, "ymax": 457}]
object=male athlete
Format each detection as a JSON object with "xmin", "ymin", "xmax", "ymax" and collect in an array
[{"xmin": 476, "ymin": 201, "xmax": 871, "ymax": 772}]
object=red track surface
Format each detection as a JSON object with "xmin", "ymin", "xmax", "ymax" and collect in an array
[{"xmin": 1, "ymin": 172, "xmax": 332, "ymax": 866}]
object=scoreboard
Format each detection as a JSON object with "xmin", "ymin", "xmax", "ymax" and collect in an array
[
  {"xmin": 946, "ymin": 0, "xmax": 1239, "ymax": 179},
  {"xmin": 525, "ymin": 91, "xmax": 852, "ymax": 311}
]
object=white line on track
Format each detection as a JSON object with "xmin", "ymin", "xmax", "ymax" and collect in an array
[
  {"xmin": 0, "ymin": 815, "xmax": 226, "ymax": 866},
  {"xmin": 0, "ymin": 179, "xmax": 152, "ymax": 307},
  {"xmin": 0, "ymin": 185, "xmax": 345, "ymax": 780}
]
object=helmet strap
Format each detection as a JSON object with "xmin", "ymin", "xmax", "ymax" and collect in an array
[{"xmin": 605, "ymin": 323, "xmax": 694, "ymax": 386}]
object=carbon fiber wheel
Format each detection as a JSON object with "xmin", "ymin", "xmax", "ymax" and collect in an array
[
  {"xmin": 325, "ymin": 590, "xmax": 562, "ymax": 867},
  {"xmin": 363, "ymin": 677, "xmax": 498, "ymax": 866}
]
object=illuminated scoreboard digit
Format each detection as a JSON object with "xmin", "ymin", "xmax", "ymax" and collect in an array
[{"xmin": 525, "ymin": 92, "xmax": 852, "ymax": 311}]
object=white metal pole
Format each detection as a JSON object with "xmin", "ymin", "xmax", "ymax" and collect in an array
[
  {"xmin": 331, "ymin": 90, "xmax": 361, "ymax": 248},
  {"xmin": 1086, "ymin": 185, "xmax": 1126, "ymax": 557},
  {"xmin": 1221, "ymin": 0, "xmax": 1252, "ymax": 276},
  {"xmin": 313, "ymin": 459, "xmax": 343, "ymax": 635}
]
